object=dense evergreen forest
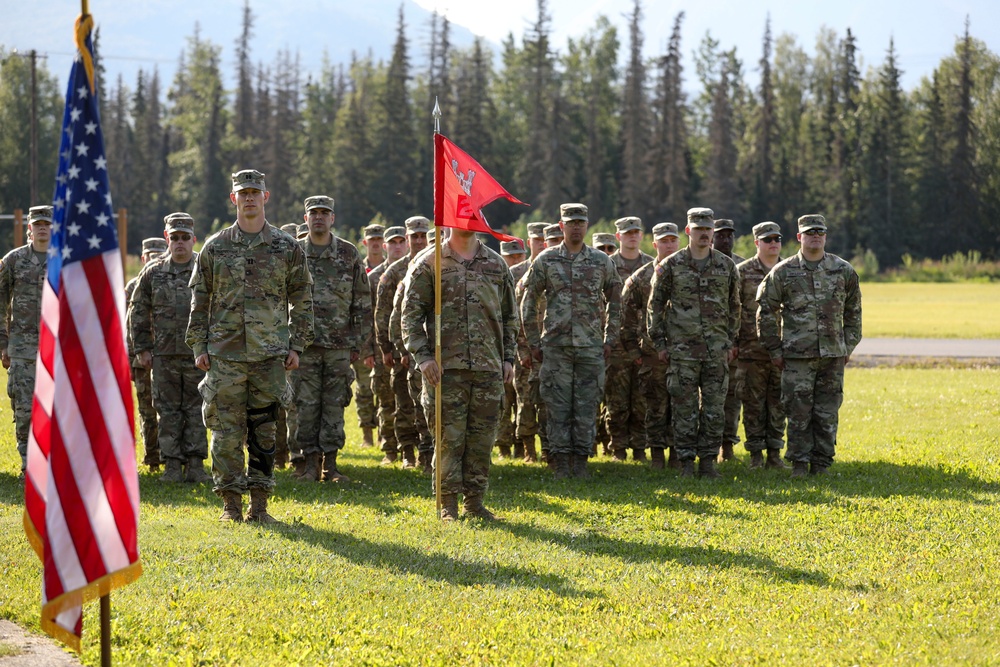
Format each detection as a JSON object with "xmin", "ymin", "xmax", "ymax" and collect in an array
[{"xmin": 1, "ymin": 1, "xmax": 998, "ymax": 266}]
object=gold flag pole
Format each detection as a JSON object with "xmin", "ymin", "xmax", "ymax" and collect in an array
[{"xmin": 432, "ymin": 99, "xmax": 443, "ymax": 517}]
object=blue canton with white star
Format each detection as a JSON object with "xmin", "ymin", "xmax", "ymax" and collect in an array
[{"xmin": 48, "ymin": 33, "xmax": 118, "ymax": 293}]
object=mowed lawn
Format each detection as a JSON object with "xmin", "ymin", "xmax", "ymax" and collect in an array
[
  {"xmin": 861, "ymin": 282, "xmax": 1000, "ymax": 338},
  {"xmin": 1, "ymin": 366, "xmax": 999, "ymax": 666}
]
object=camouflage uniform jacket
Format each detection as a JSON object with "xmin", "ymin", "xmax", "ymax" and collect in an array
[
  {"xmin": 756, "ymin": 251, "xmax": 862, "ymax": 360},
  {"xmin": 187, "ymin": 222, "xmax": 314, "ymax": 362},
  {"xmin": 0, "ymin": 245, "xmax": 45, "ymax": 360},
  {"xmin": 735, "ymin": 255, "xmax": 779, "ymax": 361},
  {"xmin": 361, "ymin": 262, "xmax": 388, "ymax": 360},
  {"xmin": 389, "ymin": 280, "xmax": 409, "ymax": 359},
  {"xmin": 364, "ymin": 256, "xmax": 382, "ymax": 274},
  {"xmin": 611, "ymin": 250, "xmax": 653, "ymax": 282},
  {"xmin": 620, "ymin": 261, "xmax": 658, "ymax": 363},
  {"xmin": 402, "ymin": 240, "xmax": 518, "ymax": 372},
  {"xmin": 509, "ymin": 260, "xmax": 532, "ymax": 363},
  {"xmin": 300, "ymin": 236, "xmax": 371, "ymax": 352},
  {"xmin": 648, "ymin": 248, "xmax": 740, "ymax": 361},
  {"xmin": 125, "ymin": 275, "xmax": 141, "ymax": 366},
  {"xmin": 521, "ymin": 244, "xmax": 622, "ymax": 350},
  {"xmin": 130, "ymin": 254, "xmax": 198, "ymax": 357},
  {"xmin": 375, "ymin": 255, "xmax": 412, "ymax": 357}
]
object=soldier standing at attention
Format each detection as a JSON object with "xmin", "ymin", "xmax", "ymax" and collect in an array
[
  {"xmin": 126, "ymin": 236, "xmax": 168, "ymax": 473},
  {"xmin": 736, "ymin": 222, "xmax": 788, "ymax": 470},
  {"xmin": 130, "ymin": 213, "xmax": 211, "ymax": 483},
  {"xmin": 648, "ymin": 208, "xmax": 740, "ymax": 479},
  {"xmin": 292, "ymin": 196, "xmax": 372, "ymax": 483},
  {"xmin": 187, "ymin": 169, "xmax": 313, "ymax": 523},
  {"xmin": 353, "ymin": 224, "xmax": 384, "ymax": 449},
  {"xmin": 522, "ymin": 203, "xmax": 622, "ymax": 479},
  {"xmin": 712, "ymin": 219, "xmax": 746, "ymax": 462},
  {"xmin": 0, "ymin": 206, "xmax": 52, "ymax": 476},
  {"xmin": 495, "ymin": 239, "xmax": 526, "ymax": 459},
  {"xmin": 511, "ymin": 222, "xmax": 549, "ymax": 464},
  {"xmin": 756, "ymin": 214, "xmax": 862, "ymax": 477},
  {"xmin": 402, "ymin": 226, "xmax": 518, "ymax": 521},
  {"xmin": 361, "ymin": 224, "xmax": 385, "ymax": 272}
]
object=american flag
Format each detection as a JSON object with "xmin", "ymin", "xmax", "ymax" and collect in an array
[{"xmin": 23, "ymin": 16, "xmax": 142, "ymax": 652}]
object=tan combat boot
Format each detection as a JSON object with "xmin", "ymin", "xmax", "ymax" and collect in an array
[
  {"xmin": 290, "ymin": 456, "xmax": 307, "ymax": 478},
  {"xmin": 790, "ymin": 461, "xmax": 809, "ymax": 478},
  {"xmin": 632, "ymin": 448, "xmax": 647, "ymax": 462},
  {"xmin": 718, "ymin": 442, "xmax": 734, "ymax": 463},
  {"xmin": 418, "ymin": 450, "xmax": 434, "ymax": 476},
  {"xmin": 401, "ymin": 445, "xmax": 417, "ymax": 469},
  {"xmin": 749, "ymin": 451, "xmax": 765, "ymax": 469},
  {"xmin": 650, "ymin": 448, "xmax": 665, "ymax": 470},
  {"xmin": 246, "ymin": 488, "xmax": 279, "ymax": 524},
  {"xmin": 680, "ymin": 459, "xmax": 696, "ymax": 478},
  {"xmin": 497, "ymin": 445, "xmax": 512, "ymax": 459},
  {"xmin": 184, "ymin": 457, "xmax": 212, "ymax": 483},
  {"xmin": 553, "ymin": 453, "xmax": 571, "ymax": 480},
  {"xmin": 439, "ymin": 493, "xmax": 459, "ymax": 522},
  {"xmin": 523, "ymin": 438, "xmax": 538, "ymax": 463},
  {"xmin": 380, "ymin": 450, "xmax": 399, "ymax": 466},
  {"xmin": 219, "ymin": 491, "xmax": 244, "ymax": 522},
  {"xmin": 699, "ymin": 457, "xmax": 721, "ymax": 479},
  {"xmin": 361, "ymin": 426, "xmax": 375, "ymax": 449},
  {"xmin": 322, "ymin": 451, "xmax": 351, "ymax": 483},
  {"xmin": 766, "ymin": 449, "xmax": 789, "ymax": 469},
  {"xmin": 667, "ymin": 447, "xmax": 682, "ymax": 470},
  {"xmin": 513, "ymin": 441, "xmax": 525, "ymax": 459},
  {"xmin": 463, "ymin": 494, "xmax": 499, "ymax": 521},
  {"xmin": 571, "ymin": 454, "xmax": 590, "ymax": 479},
  {"xmin": 160, "ymin": 458, "xmax": 184, "ymax": 483},
  {"xmin": 300, "ymin": 453, "xmax": 321, "ymax": 482}
]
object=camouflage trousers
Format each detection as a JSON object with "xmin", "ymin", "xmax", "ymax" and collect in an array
[
  {"xmin": 7, "ymin": 358, "xmax": 35, "ymax": 470},
  {"xmin": 539, "ymin": 345, "xmax": 606, "ymax": 457},
  {"xmin": 131, "ymin": 363, "xmax": 159, "ymax": 466},
  {"xmin": 280, "ymin": 372, "xmax": 300, "ymax": 463},
  {"xmin": 514, "ymin": 364, "xmax": 547, "ymax": 449},
  {"xmin": 498, "ymin": 381, "xmax": 517, "ymax": 449},
  {"xmin": 667, "ymin": 357, "xmax": 729, "ymax": 461},
  {"xmin": 352, "ymin": 357, "xmax": 377, "ymax": 429},
  {"xmin": 421, "ymin": 369, "xmax": 502, "ymax": 496},
  {"xmin": 604, "ymin": 350, "xmax": 647, "ymax": 452},
  {"xmin": 373, "ymin": 362, "xmax": 397, "ymax": 454},
  {"xmin": 641, "ymin": 358, "xmax": 673, "ymax": 450},
  {"xmin": 293, "ymin": 346, "xmax": 352, "ymax": 455},
  {"xmin": 739, "ymin": 359, "xmax": 785, "ymax": 452},
  {"xmin": 409, "ymin": 364, "xmax": 433, "ymax": 455},
  {"xmin": 782, "ymin": 357, "xmax": 845, "ymax": 467},
  {"xmin": 200, "ymin": 356, "xmax": 289, "ymax": 495},
  {"xmin": 723, "ymin": 358, "xmax": 742, "ymax": 445},
  {"xmin": 151, "ymin": 355, "xmax": 207, "ymax": 462},
  {"xmin": 391, "ymin": 359, "xmax": 420, "ymax": 451}
]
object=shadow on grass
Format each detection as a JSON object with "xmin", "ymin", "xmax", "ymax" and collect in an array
[{"xmin": 267, "ymin": 520, "xmax": 592, "ymax": 598}]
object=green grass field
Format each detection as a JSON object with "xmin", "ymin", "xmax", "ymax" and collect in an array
[
  {"xmin": 1, "ymin": 366, "xmax": 999, "ymax": 665},
  {"xmin": 860, "ymin": 283, "xmax": 1000, "ymax": 338}
]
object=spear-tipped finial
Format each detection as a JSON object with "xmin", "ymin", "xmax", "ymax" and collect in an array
[{"xmin": 433, "ymin": 97, "xmax": 441, "ymax": 134}]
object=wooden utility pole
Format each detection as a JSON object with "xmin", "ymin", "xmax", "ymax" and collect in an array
[
  {"xmin": 13, "ymin": 209, "xmax": 24, "ymax": 248},
  {"xmin": 117, "ymin": 208, "xmax": 128, "ymax": 271},
  {"xmin": 30, "ymin": 50, "xmax": 38, "ymax": 207}
]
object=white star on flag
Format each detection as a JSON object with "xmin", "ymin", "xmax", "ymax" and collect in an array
[
  {"xmin": 75, "ymin": 142, "xmax": 89, "ymax": 157},
  {"xmin": 67, "ymin": 222, "xmax": 82, "ymax": 236},
  {"xmin": 95, "ymin": 213, "xmax": 109, "ymax": 227},
  {"xmin": 84, "ymin": 122, "xmax": 97, "ymax": 135},
  {"xmin": 75, "ymin": 200, "xmax": 90, "ymax": 215},
  {"xmin": 86, "ymin": 235, "xmax": 102, "ymax": 249},
  {"xmin": 84, "ymin": 178, "xmax": 98, "ymax": 192}
]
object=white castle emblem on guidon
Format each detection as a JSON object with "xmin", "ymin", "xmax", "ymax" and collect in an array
[{"xmin": 450, "ymin": 159, "xmax": 476, "ymax": 196}]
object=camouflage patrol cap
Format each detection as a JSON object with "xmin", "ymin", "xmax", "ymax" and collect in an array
[
  {"xmin": 141, "ymin": 237, "xmax": 168, "ymax": 254},
  {"xmin": 797, "ymin": 214, "xmax": 827, "ymax": 232},
  {"xmin": 686, "ymin": 207, "xmax": 715, "ymax": 229},
  {"xmin": 384, "ymin": 226, "xmax": 406, "ymax": 241},
  {"xmin": 405, "ymin": 216, "xmax": 431, "ymax": 233},
  {"xmin": 652, "ymin": 222, "xmax": 679, "ymax": 239},
  {"xmin": 297, "ymin": 223, "xmax": 309, "ymax": 239},
  {"xmin": 364, "ymin": 224, "xmax": 385, "ymax": 239},
  {"xmin": 163, "ymin": 212, "xmax": 195, "ymax": 233},
  {"xmin": 500, "ymin": 240, "xmax": 526, "ymax": 256},
  {"xmin": 527, "ymin": 222, "xmax": 548, "ymax": 239},
  {"xmin": 304, "ymin": 195, "xmax": 335, "ymax": 212},
  {"xmin": 280, "ymin": 223, "xmax": 299, "ymax": 236},
  {"xmin": 753, "ymin": 221, "xmax": 782, "ymax": 239},
  {"xmin": 714, "ymin": 219, "xmax": 736, "ymax": 231},
  {"xmin": 592, "ymin": 233, "xmax": 617, "ymax": 249},
  {"xmin": 232, "ymin": 169, "xmax": 266, "ymax": 192},
  {"xmin": 427, "ymin": 228, "xmax": 436, "ymax": 243},
  {"xmin": 614, "ymin": 217, "xmax": 642, "ymax": 233},
  {"xmin": 543, "ymin": 223, "xmax": 564, "ymax": 241},
  {"xmin": 559, "ymin": 203, "xmax": 589, "ymax": 222},
  {"xmin": 27, "ymin": 206, "xmax": 54, "ymax": 224}
]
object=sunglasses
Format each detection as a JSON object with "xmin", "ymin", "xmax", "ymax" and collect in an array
[
  {"xmin": 760, "ymin": 236, "xmax": 782, "ymax": 243},
  {"xmin": 802, "ymin": 230, "xmax": 826, "ymax": 237},
  {"xmin": 169, "ymin": 233, "xmax": 192, "ymax": 242}
]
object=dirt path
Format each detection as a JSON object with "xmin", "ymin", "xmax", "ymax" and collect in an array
[{"xmin": 0, "ymin": 621, "xmax": 81, "ymax": 666}]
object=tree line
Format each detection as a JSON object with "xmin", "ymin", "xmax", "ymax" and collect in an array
[{"xmin": 1, "ymin": 0, "xmax": 998, "ymax": 266}]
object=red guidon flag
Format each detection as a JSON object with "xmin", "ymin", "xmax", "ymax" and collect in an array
[
  {"xmin": 434, "ymin": 134, "xmax": 526, "ymax": 241},
  {"xmin": 23, "ymin": 12, "xmax": 142, "ymax": 651}
]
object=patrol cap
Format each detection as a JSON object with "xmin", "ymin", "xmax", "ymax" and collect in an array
[
  {"xmin": 27, "ymin": 205, "xmax": 53, "ymax": 224},
  {"xmin": 304, "ymin": 195, "xmax": 335, "ymax": 212},
  {"xmin": 592, "ymin": 233, "xmax": 617, "ymax": 249},
  {"xmin": 714, "ymin": 219, "xmax": 735, "ymax": 232},
  {"xmin": 232, "ymin": 169, "xmax": 266, "ymax": 192},
  {"xmin": 297, "ymin": 223, "xmax": 309, "ymax": 239},
  {"xmin": 280, "ymin": 223, "xmax": 299, "ymax": 236},
  {"xmin": 527, "ymin": 222, "xmax": 548, "ymax": 239},
  {"xmin": 686, "ymin": 207, "xmax": 715, "ymax": 229},
  {"xmin": 753, "ymin": 221, "xmax": 782, "ymax": 239},
  {"xmin": 427, "ymin": 228, "xmax": 436, "ymax": 243},
  {"xmin": 500, "ymin": 240, "xmax": 526, "ymax": 256},
  {"xmin": 364, "ymin": 224, "xmax": 385, "ymax": 239},
  {"xmin": 614, "ymin": 216, "xmax": 642, "ymax": 233},
  {"xmin": 559, "ymin": 203, "xmax": 588, "ymax": 223},
  {"xmin": 543, "ymin": 224, "xmax": 564, "ymax": 241},
  {"xmin": 384, "ymin": 226, "xmax": 406, "ymax": 241},
  {"xmin": 163, "ymin": 212, "xmax": 195, "ymax": 233},
  {"xmin": 405, "ymin": 216, "xmax": 431, "ymax": 233},
  {"xmin": 652, "ymin": 222, "xmax": 679, "ymax": 239},
  {"xmin": 141, "ymin": 237, "xmax": 168, "ymax": 254},
  {"xmin": 797, "ymin": 214, "xmax": 827, "ymax": 232}
]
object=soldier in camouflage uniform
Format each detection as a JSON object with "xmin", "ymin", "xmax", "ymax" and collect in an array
[
  {"xmin": 712, "ymin": 219, "xmax": 747, "ymax": 462},
  {"xmin": 375, "ymin": 216, "xmax": 430, "ymax": 470},
  {"xmin": 187, "ymin": 169, "xmax": 313, "ymax": 523},
  {"xmin": 522, "ymin": 203, "xmax": 622, "ymax": 479},
  {"xmin": 354, "ymin": 224, "xmax": 384, "ymax": 449},
  {"xmin": 620, "ymin": 222, "xmax": 680, "ymax": 470},
  {"xmin": 403, "ymin": 226, "xmax": 518, "ymax": 521},
  {"xmin": 291, "ymin": 196, "xmax": 372, "ymax": 483},
  {"xmin": 272, "ymin": 225, "xmax": 301, "ymax": 470},
  {"xmin": 511, "ymin": 222, "xmax": 549, "ymax": 464},
  {"xmin": 605, "ymin": 217, "xmax": 654, "ymax": 462},
  {"xmin": 0, "ymin": 206, "xmax": 51, "ymax": 475},
  {"xmin": 648, "ymin": 208, "xmax": 740, "ymax": 479},
  {"xmin": 125, "ymin": 236, "xmax": 168, "ymax": 472},
  {"xmin": 592, "ymin": 233, "xmax": 617, "ymax": 255},
  {"xmin": 590, "ymin": 231, "xmax": 616, "ymax": 454},
  {"xmin": 756, "ymin": 214, "xmax": 862, "ymax": 477},
  {"xmin": 736, "ymin": 222, "xmax": 787, "ymax": 470},
  {"xmin": 495, "ymin": 239, "xmax": 526, "ymax": 460},
  {"xmin": 129, "ymin": 213, "xmax": 210, "ymax": 483}
]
